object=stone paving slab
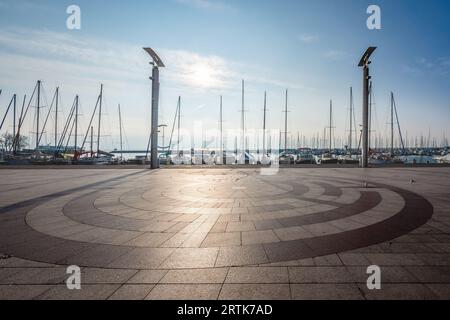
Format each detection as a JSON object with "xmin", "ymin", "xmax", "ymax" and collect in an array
[{"xmin": 0, "ymin": 167, "xmax": 449, "ymax": 299}]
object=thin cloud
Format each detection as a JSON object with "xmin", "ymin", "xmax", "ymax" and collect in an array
[
  {"xmin": 438, "ymin": 57, "xmax": 450, "ymax": 67},
  {"xmin": 0, "ymin": 28, "xmax": 236, "ymax": 92},
  {"xmin": 298, "ymin": 34, "xmax": 319, "ymax": 44},
  {"xmin": 0, "ymin": 27, "xmax": 318, "ymax": 145},
  {"xmin": 401, "ymin": 64, "xmax": 421, "ymax": 75},
  {"xmin": 409, "ymin": 57, "xmax": 450, "ymax": 77},
  {"xmin": 323, "ymin": 50, "xmax": 348, "ymax": 61},
  {"xmin": 175, "ymin": 0, "xmax": 236, "ymax": 12},
  {"xmin": 417, "ymin": 57, "xmax": 434, "ymax": 68},
  {"xmin": 0, "ymin": 28, "xmax": 315, "ymax": 94},
  {"xmin": 0, "ymin": 0, "xmax": 57, "ymax": 13}
]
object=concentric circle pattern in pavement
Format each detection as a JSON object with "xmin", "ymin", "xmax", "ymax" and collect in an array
[{"xmin": 0, "ymin": 169, "xmax": 433, "ymax": 270}]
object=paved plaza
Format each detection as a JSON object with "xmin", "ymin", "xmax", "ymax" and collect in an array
[{"xmin": 0, "ymin": 167, "xmax": 449, "ymax": 300}]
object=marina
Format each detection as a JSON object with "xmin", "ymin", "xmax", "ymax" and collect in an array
[
  {"xmin": 0, "ymin": 42, "xmax": 449, "ymax": 303},
  {"xmin": 1, "ymin": 0, "xmax": 450, "ymax": 304},
  {"xmin": 1, "ymin": 75, "xmax": 448, "ymax": 167}
]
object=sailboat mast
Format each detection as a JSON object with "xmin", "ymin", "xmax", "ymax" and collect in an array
[
  {"xmin": 220, "ymin": 96, "xmax": 223, "ymax": 159},
  {"xmin": 241, "ymin": 80, "xmax": 245, "ymax": 155},
  {"xmin": 55, "ymin": 87, "xmax": 59, "ymax": 148},
  {"xmin": 392, "ymin": 92, "xmax": 406, "ymax": 153},
  {"xmin": 177, "ymin": 96, "xmax": 181, "ymax": 154},
  {"xmin": 13, "ymin": 94, "xmax": 16, "ymax": 138},
  {"xmin": 78, "ymin": 87, "xmax": 101, "ymax": 157},
  {"xmin": 90, "ymin": 126, "xmax": 94, "ymax": 157},
  {"xmin": 119, "ymin": 104, "xmax": 123, "ymax": 160},
  {"xmin": 263, "ymin": 91, "xmax": 267, "ymax": 154},
  {"xmin": 349, "ymin": 87, "xmax": 353, "ymax": 154},
  {"xmin": 74, "ymin": 95, "xmax": 78, "ymax": 154},
  {"xmin": 329, "ymin": 100, "xmax": 333, "ymax": 151},
  {"xmin": 391, "ymin": 92, "xmax": 394, "ymax": 154},
  {"xmin": 284, "ymin": 89, "xmax": 288, "ymax": 152},
  {"xmin": 97, "ymin": 84, "xmax": 103, "ymax": 157},
  {"xmin": 278, "ymin": 131, "xmax": 282, "ymax": 152},
  {"xmin": 36, "ymin": 80, "xmax": 41, "ymax": 149}
]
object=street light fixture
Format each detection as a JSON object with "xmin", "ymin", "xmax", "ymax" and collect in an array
[
  {"xmin": 143, "ymin": 47, "xmax": 165, "ymax": 169},
  {"xmin": 358, "ymin": 47, "xmax": 377, "ymax": 168}
]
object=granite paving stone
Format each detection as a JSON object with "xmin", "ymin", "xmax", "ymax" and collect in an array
[{"xmin": 0, "ymin": 167, "xmax": 448, "ymax": 299}]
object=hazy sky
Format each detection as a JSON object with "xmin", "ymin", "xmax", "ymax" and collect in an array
[{"xmin": 0, "ymin": 0, "xmax": 449, "ymax": 150}]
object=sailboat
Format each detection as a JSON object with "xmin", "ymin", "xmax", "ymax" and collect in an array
[
  {"xmin": 112, "ymin": 104, "xmax": 126, "ymax": 165},
  {"xmin": 75, "ymin": 84, "xmax": 114, "ymax": 165},
  {"xmin": 339, "ymin": 87, "xmax": 359, "ymax": 164},
  {"xmin": 369, "ymin": 92, "xmax": 405, "ymax": 164},
  {"xmin": 166, "ymin": 96, "xmax": 191, "ymax": 165},
  {"xmin": 235, "ymin": 80, "xmax": 248, "ymax": 165},
  {"xmin": 279, "ymin": 89, "xmax": 295, "ymax": 165},
  {"xmin": 319, "ymin": 100, "xmax": 338, "ymax": 164},
  {"xmin": 295, "ymin": 147, "xmax": 314, "ymax": 164},
  {"xmin": 1, "ymin": 81, "xmax": 54, "ymax": 165},
  {"xmin": 259, "ymin": 91, "xmax": 271, "ymax": 165}
]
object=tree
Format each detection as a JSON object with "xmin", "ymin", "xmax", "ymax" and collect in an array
[{"xmin": 0, "ymin": 133, "xmax": 28, "ymax": 153}]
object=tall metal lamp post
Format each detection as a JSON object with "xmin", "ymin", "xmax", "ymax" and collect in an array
[
  {"xmin": 358, "ymin": 47, "xmax": 377, "ymax": 168},
  {"xmin": 143, "ymin": 47, "xmax": 165, "ymax": 169}
]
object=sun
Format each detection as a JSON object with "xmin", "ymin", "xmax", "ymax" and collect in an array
[
  {"xmin": 183, "ymin": 60, "xmax": 227, "ymax": 89},
  {"xmin": 189, "ymin": 64, "xmax": 216, "ymax": 88}
]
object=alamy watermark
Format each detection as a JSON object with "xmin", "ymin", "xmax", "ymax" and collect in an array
[
  {"xmin": 367, "ymin": 5, "xmax": 381, "ymax": 30},
  {"xmin": 367, "ymin": 265, "xmax": 381, "ymax": 290},
  {"xmin": 66, "ymin": 4, "xmax": 380, "ymax": 31},
  {"xmin": 66, "ymin": 265, "xmax": 81, "ymax": 290},
  {"xmin": 66, "ymin": 5, "xmax": 81, "ymax": 30}
]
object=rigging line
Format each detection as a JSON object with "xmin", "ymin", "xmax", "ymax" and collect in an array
[
  {"xmin": 12, "ymin": 94, "xmax": 27, "ymax": 153},
  {"xmin": 40, "ymin": 84, "xmax": 49, "ymax": 109},
  {"xmin": 96, "ymin": 85, "xmax": 103, "ymax": 156},
  {"xmin": 392, "ymin": 93, "xmax": 406, "ymax": 153},
  {"xmin": 13, "ymin": 94, "xmax": 27, "ymax": 153},
  {"xmin": 18, "ymin": 94, "xmax": 26, "ymax": 128},
  {"xmin": 57, "ymin": 96, "xmax": 76, "ymax": 151},
  {"xmin": 57, "ymin": 96, "xmax": 76, "ymax": 148},
  {"xmin": 100, "ymin": 95, "xmax": 113, "ymax": 149},
  {"xmin": 357, "ymin": 129, "xmax": 363, "ymax": 153},
  {"xmin": 38, "ymin": 88, "xmax": 57, "ymax": 146},
  {"xmin": 145, "ymin": 130, "xmax": 152, "ymax": 161},
  {"xmin": 0, "ymin": 94, "xmax": 15, "ymax": 131},
  {"xmin": 63, "ymin": 113, "xmax": 76, "ymax": 154},
  {"xmin": 18, "ymin": 82, "xmax": 37, "ymax": 129},
  {"xmin": 79, "ymin": 90, "xmax": 101, "ymax": 154},
  {"xmin": 167, "ymin": 97, "xmax": 180, "ymax": 154}
]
